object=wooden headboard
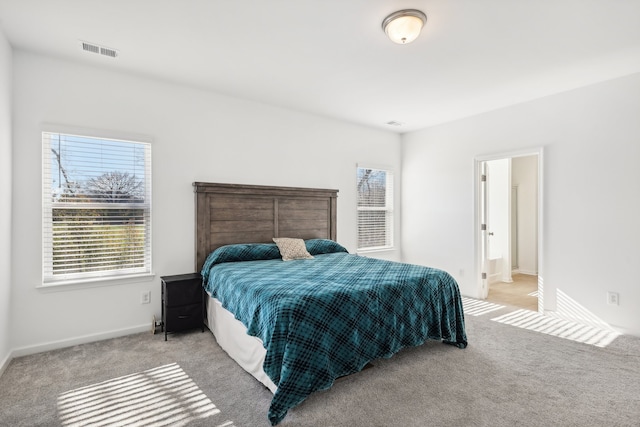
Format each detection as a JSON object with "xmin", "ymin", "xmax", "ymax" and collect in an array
[{"xmin": 194, "ymin": 182, "xmax": 338, "ymax": 271}]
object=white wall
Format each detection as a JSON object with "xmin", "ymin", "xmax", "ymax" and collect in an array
[
  {"xmin": 511, "ymin": 155, "xmax": 538, "ymax": 275},
  {"xmin": 402, "ymin": 72, "xmax": 640, "ymax": 336},
  {"xmin": 0, "ymin": 27, "xmax": 13, "ymax": 373},
  {"xmin": 11, "ymin": 51, "xmax": 401, "ymax": 354}
]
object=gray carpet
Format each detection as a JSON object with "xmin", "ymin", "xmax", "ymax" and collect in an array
[{"xmin": 1, "ymin": 303, "xmax": 639, "ymax": 427}]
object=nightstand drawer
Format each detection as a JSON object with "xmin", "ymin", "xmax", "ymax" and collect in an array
[
  {"xmin": 166, "ymin": 304, "xmax": 202, "ymax": 332},
  {"xmin": 165, "ymin": 278, "xmax": 202, "ymax": 307}
]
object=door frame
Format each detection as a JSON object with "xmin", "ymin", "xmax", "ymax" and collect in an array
[{"xmin": 474, "ymin": 146, "xmax": 548, "ymax": 313}]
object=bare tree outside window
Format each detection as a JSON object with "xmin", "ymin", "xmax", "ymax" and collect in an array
[{"xmin": 86, "ymin": 171, "xmax": 144, "ymax": 203}]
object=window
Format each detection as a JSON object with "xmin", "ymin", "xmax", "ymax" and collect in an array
[
  {"xmin": 42, "ymin": 131, "xmax": 152, "ymax": 285},
  {"xmin": 357, "ymin": 166, "xmax": 394, "ymax": 251}
]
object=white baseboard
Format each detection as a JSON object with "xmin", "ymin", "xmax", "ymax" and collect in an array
[
  {"xmin": 0, "ymin": 350, "xmax": 11, "ymax": 379},
  {"xmin": 610, "ymin": 324, "xmax": 640, "ymax": 337},
  {"xmin": 517, "ymin": 270, "xmax": 538, "ymax": 276},
  {"xmin": 9, "ymin": 323, "xmax": 152, "ymax": 360}
]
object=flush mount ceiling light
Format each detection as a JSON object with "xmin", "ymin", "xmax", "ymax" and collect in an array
[{"xmin": 382, "ymin": 9, "xmax": 427, "ymax": 44}]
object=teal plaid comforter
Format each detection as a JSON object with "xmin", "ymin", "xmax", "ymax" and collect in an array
[{"xmin": 202, "ymin": 243, "xmax": 467, "ymax": 425}]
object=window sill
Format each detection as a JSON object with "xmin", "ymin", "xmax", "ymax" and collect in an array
[
  {"xmin": 356, "ymin": 246, "xmax": 396, "ymax": 255},
  {"xmin": 37, "ymin": 273, "xmax": 155, "ymax": 292}
]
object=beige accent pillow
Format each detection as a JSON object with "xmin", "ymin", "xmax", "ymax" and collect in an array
[{"xmin": 272, "ymin": 238, "xmax": 314, "ymax": 261}]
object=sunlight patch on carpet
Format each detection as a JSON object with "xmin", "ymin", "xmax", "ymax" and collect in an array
[
  {"xmin": 491, "ymin": 309, "xmax": 620, "ymax": 347},
  {"xmin": 57, "ymin": 363, "xmax": 232, "ymax": 427},
  {"xmin": 462, "ymin": 296, "xmax": 505, "ymax": 316}
]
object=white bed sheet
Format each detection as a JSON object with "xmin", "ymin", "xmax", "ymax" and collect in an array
[{"xmin": 206, "ymin": 295, "xmax": 277, "ymax": 393}]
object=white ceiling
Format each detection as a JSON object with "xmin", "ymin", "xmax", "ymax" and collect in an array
[{"xmin": 1, "ymin": 0, "xmax": 640, "ymax": 133}]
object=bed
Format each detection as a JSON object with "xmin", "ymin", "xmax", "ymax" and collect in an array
[{"xmin": 194, "ymin": 182, "xmax": 467, "ymax": 425}]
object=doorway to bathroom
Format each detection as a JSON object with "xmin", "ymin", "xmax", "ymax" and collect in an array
[{"xmin": 476, "ymin": 149, "xmax": 543, "ymax": 312}]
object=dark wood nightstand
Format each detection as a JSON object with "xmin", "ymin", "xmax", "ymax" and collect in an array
[{"xmin": 160, "ymin": 273, "xmax": 205, "ymax": 341}]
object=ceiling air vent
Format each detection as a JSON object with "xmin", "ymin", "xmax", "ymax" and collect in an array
[
  {"xmin": 80, "ymin": 41, "xmax": 119, "ymax": 58},
  {"xmin": 100, "ymin": 46, "xmax": 118, "ymax": 58}
]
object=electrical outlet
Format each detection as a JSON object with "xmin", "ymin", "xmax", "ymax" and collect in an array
[
  {"xmin": 607, "ymin": 291, "xmax": 619, "ymax": 306},
  {"xmin": 140, "ymin": 290, "xmax": 151, "ymax": 304}
]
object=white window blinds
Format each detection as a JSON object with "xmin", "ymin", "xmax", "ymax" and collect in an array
[
  {"xmin": 357, "ymin": 166, "xmax": 394, "ymax": 250},
  {"xmin": 42, "ymin": 132, "xmax": 152, "ymax": 284}
]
